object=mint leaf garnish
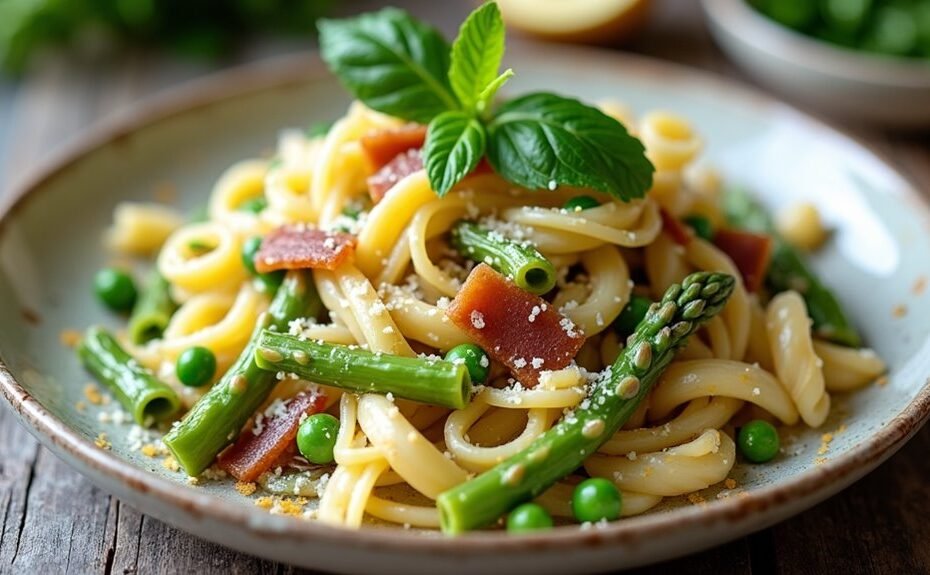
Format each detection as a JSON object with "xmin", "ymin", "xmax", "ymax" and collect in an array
[
  {"xmin": 487, "ymin": 93, "xmax": 654, "ymax": 200},
  {"xmin": 449, "ymin": 2, "xmax": 506, "ymax": 112},
  {"xmin": 318, "ymin": 8, "xmax": 458, "ymax": 123},
  {"xmin": 424, "ymin": 111, "xmax": 487, "ymax": 197},
  {"xmin": 318, "ymin": 3, "xmax": 655, "ymax": 201}
]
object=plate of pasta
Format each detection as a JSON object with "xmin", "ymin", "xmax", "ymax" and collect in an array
[{"xmin": 2, "ymin": 4, "xmax": 929, "ymax": 574}]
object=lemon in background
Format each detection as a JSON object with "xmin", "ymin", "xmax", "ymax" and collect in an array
[{"xmin": 496, "ymin": 0, "xmax": 652, "ymax": 44}]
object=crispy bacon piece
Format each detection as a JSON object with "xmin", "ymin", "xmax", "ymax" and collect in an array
[
  {"xmin": 360, "ymin": 124, "xmax": 427, "ymax": 169},
  {"xmin": 367, "ymin": 148, "xmax": 424, "ymax": 202},
  {"xmin": 219, "ymin": 391, "xmax": 327, "ymax": 482},
  {"xmin": 713, "ymin": 228, "xmax": 773, "ymax": 292},
  {"xmin": 255, "ymin": 226, "xmax": 356, "ymax": 273},
  {"xmin": 446, "ymin": 264, "xmax": 585, "ymax": 387},
  {"xmin": 660, "ymin": 208, "xmax": 693, "ymax": 245}
]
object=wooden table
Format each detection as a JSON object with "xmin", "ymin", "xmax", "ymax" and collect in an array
[{"xmin": 1, "ymin": 1, "xmax": 928, "ymax": 573}]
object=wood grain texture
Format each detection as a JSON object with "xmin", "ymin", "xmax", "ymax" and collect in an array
[{"xmin": 0, "ymin": 1, "xmax": 928, "ymax": 574}]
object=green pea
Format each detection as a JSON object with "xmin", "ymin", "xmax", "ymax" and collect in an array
[
  {"xmin": 297, "ymin": 413, "xmax": 340, "ymax": 464},
  {"xmin": 821, "ymin": 0, "xmax": 871, "ymax": 36},
  {"xmin": 738, "ymin": 419, "xmax": 780, "ymax": 463},
  {"xmin": 241, "ymin": 236, "xmax": 263, "ymax": 275},
  {"xmin": 562, "ymin": 195, "xmax": 600, "ymax": 212},
  {"xmin": 506, "ymin": 503, "xmax": 553, "ymax": 533},
  {"xmin": 238, "ymin": 197, "xmax": 268, "ymax": 214},
  {"xmin": 444, "ymin": 343, "xmax": 490, "ymax": 385},
  {"xmin": 571, "ymin": 478, "xmax": 622, "ymax": 523},
  {"xmin": 613, "ymin": 295, "xmax": 652, "ymax": 337},
  {"xmin": 241, "ymin": 235, "xmax": 285, "ymax": 293},
  {"xmin": 862, "ymin": 5, "xmax": 918, "ymax": 56},
  {"xmin": 94, "ymin": 268, "xmax": 138, "ymax": 312},
  {"xmin": 683, "ymin": 215, "xmax": 714, "ymax": 241},
  {"xmin": 764, "ymin": 0, "xmax": 818, "ymax": 30},
  {"xmin": 176, "ymin": 346, "xmax": 217, "ymax": 387}
]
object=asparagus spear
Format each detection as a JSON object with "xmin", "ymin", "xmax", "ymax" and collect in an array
[
  {"xmin": 723, "ymin": 187, "xmax": 861, "ymax": 347},
  {"xmin": 451, "ymin": 220, "xmax": 556, "ymax": 295},
  {"xmin": 163, "ymin": 271, "xmax": 321, "ymax": 476},
  {"xmin": 77, "ymin": 327, "xmax": 180, "ymax": 426},
  {"xmin": 437, "ymin": 271, "xmax": 735, "ymax": 534},
  {"xmin": 128, "ymin": 272, "xmax": 177, "ymax": 344},
  {"xmin": 253, "ymin": 332, "xmax": 471, "ymax": 409}
]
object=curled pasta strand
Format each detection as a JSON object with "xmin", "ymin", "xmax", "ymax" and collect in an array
[
  {"xmin": 585, "ymin": 429, "xmax": 736, "ymax": 497},
  {"xmin": 600, "ymin": 397, "xmax": 744, "ymax": 455},
  {"xmin": 208, "ymin": 160, "xmax": 269, "ymax": 237},
  {"xmin": 650, "ymin": 359, "xmax": 799, "ymax": 425},
  {"xmin": 813, "ymin": 340, "xmax": 886, "ymax": 392},
  {"xmin": 445, "ymin": 397, "xmax": 556, "ymax": 472},
  {"xmin": 378, "ymin": 286, "xmax": 469, "ymax": 351},
  {"xmin": 686, "ymin": 238, "xmax": 750, "ymax": 361},
  {"xmin": 478, "ymin": 385, "xmax": 586, "ymax": 410},
  {"xmin": 766, "ymin": 291, "xmax": 830, "ymax": 427},
  {"xmin": 644, "ymin": 232, "xmax": 690, "ymax": 297},
  {"xmin": 344, "ymin": 459, "xmax": 390, "ymax": 528},
  {"xmin": 356, "ymin": 171, "xmax": 438, "ymax": 278},
  {"xmin": 158, "ymin": 222, "xmax": 247, "ymax": 293},
  {"xmin": 504, "ymin": 199, "xmax": 661, "ymax": 249},
  {"xmin": 333, "ymin": 394, "xmax": 384, "ymax": 466},
  {"xmin": 159, "ymin": 284, "xmax": 266, "ymax": 360},
  {"xmin": 561, "ymin": 245, "xmax": 630, "ymax": 337},
  {"xmin": 365, "ymin": 495, "xmax": 440, "ymax": 528},
  {"xmin": 356, "ymin": 394, "xmax": 468, "ymax": 499}
]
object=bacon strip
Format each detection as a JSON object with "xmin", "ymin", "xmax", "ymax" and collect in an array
[
  {"xmin": 660, "ymin": 208, "xmax": 693, "ymax": 245},
  {"xmin": 219, "ymin": 391, "xmax": 326, "ymax": 482},
  {"xmin": 361, "ymin": 124, "xmax": 427, "ymax": 169},
  {"xmin": 446, "ymin": 264, "xmax": 585, "ymax": 387},
  {"xmin": 713, "ymin": 228, "xmax": 773, "ymax": 292},
  {"xmin": 255, "ymin": 226, "xmax": 356, "ymax": 273},
  {"xmin": 367, "ymin": 149, "xmax": 424, "ymax": 203}
]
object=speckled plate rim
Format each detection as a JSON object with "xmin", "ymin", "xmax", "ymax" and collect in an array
[{"xmin": 2, "ymin": 44, "xmax": 930, "ymax": 560}]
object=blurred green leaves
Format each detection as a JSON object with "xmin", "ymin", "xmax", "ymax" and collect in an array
[{"xmin": 0, "ymin": 0, "xmax": 332, "ymax": 73}]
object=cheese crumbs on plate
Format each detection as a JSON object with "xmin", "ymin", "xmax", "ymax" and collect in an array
[
  {"xmin": 236, "ymin": 481, "xmax": 258, "ymax": 496},
  {"xmin": 162, "ymin": 456, "xmax": 181, "ymax": 472},
  {"xmin": 83, "ymin": 383, "xmax": 107, "ymax": 406},
  {"xmin": 59, "ymin": 329, "xmax": 82, "ymax": 348},
  {"xmin": 94, "ymin": 432, "xmax": 111, "ymax": 450}
]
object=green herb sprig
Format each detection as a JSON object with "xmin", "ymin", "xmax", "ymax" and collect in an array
[{"xmin": 318, "ymin": 2, "xmax": 654, "ymax": 200}]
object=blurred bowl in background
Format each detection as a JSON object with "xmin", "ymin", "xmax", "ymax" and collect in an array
[
  {"xmin": 702, "ymin": 0, "xmax": 930, "ymax": 128},
  {"xmin": 497, "ymin": 0, "xmax": 651, "ymax": 44}
]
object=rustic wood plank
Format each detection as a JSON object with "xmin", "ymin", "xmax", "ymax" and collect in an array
[
  {"xmin": 767, "ymin": 424, "xmax": 930, "ymax": 575},
  {"xmin": 632, "ymin": 538, "xmax": 753, "ymax": 575},
  {"xmin": 6, "ymin": 447, "xmax": 113, "ymax": 572},
  {"xmin": 0, "ymin": 1, "xmax": 927, "ymax": 574},
  {"xmin": 0, "ymin": 403, "xmax": 40, "ymax": 570}
]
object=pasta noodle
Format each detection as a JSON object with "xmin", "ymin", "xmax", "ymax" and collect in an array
[
  {"xmin": 107, "ymin": 202, "xmax": 184, "ymax": 255},
  {"xmin": 101, "ymin": 96, "xmax": 883, "ymax": 532},
  {"xmin": 766, "ymin": 291, "xmax": 830, "ymax": 427}
]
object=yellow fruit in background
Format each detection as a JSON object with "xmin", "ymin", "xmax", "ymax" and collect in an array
[{"xmin": 496, "ymin": 0, "xmax": 652, "ymax": 45}]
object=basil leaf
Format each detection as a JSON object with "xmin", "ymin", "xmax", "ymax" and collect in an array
[
  {"xmin": 424, "ymin": 111, "xmax": 487, "ymax": 196},
  {"xmin": 318, "ymin": 8, "xmax": 458, "ymax": 123},
  {"xmin": 486, "ymin": 93, "xmax": 654, "ymax": 200},
  {"xmin": 449, "ymin": 2, "xmax": 506, "ymax": 111}
]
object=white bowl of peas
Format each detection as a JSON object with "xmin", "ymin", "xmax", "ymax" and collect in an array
[{"xmin": 702, "ymin": 0, "xmax": 930, "ymax": 128}]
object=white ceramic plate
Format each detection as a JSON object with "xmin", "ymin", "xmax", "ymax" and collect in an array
[{"xmin": 2, "ymin": 45, "xmax": 929, "ymax": 574}]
